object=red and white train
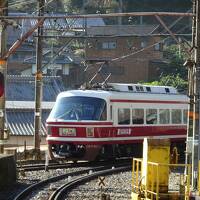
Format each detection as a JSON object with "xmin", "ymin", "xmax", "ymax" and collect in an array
[{"xmin": 46, "ymin": 83, "xmax": 189, "ymax": 161}]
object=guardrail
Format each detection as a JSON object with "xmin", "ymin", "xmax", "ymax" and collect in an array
[{"xmin": 132, "ymin": 158, "xmax": 191, "ymax": 200}]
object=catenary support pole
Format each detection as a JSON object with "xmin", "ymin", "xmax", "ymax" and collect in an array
[
  {"xmin": 192, "ymin": 0, "xmax": 200, "ymax": 189},
  {"xmin": 196, "ymin": 0, "xmax": 200, "ymax": 190},
  {"xmin": 185, "ymin": 0, "xmax": 196, "ymax": 187},
  {"xmin": 0, "ymin": 0, "xmax": 7, "ymax": 154},
  {"xmin": 34, "ymin": 0, "xmax": 44, "ymax": 156}
]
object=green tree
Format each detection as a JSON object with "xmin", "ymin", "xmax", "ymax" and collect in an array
[
  {"xmin": 141, "ymin": 44, "xmax": 189, "ymax": 92},
  {"xmin": 162, "ymin": 44, "xmax": 188, "ymax": 80},
  {"xmin": 141, "ymin": 74, "xmax": 187, "ymax": 92},
  {"xmin": 63, "ymin": 0, "xmax": 116, "ymax": 14}
]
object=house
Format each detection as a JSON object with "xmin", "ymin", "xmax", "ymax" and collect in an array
[
  {"xmin": 6, "ymin": 13, "xmax": 108, "ymax": 88},
  {"xmin": 85, "ymin": 25, "xmax": 163, "ymax": 84},
  {"xmin": 5, "ymin": 75, "xmax": 65, "ymax": 147},
  {"xmin": 6, "ymin": 12, "xmax": 88, "ymax": 88}
]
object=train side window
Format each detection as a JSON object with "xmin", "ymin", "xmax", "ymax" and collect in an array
[
  {"xmin": 159, "ymin": 109, "xmax": 170, "ymax": 124},
  {"xmin": 146, "ymin": 109, "xmax": 158, "ymax": 124},
  {"xmin": 172, "ymin": 109, "xmax": 182, "ymax": 124},
  {"xmin": 183, "ymin": 109, "xmax": 188, "ymax": 124},
  {"xmin": 128, "ymin": 86, "xmax": 133, "ymax": 91},
  {"xmin": 146, "ymin": 87, "xmax": 151, "ymax": 92},
  {"xmin": 118, "ymin": 108, "xmax": 130, "ymax": 125},
  {"xmin": 132, "ymin": 109, "xmax": 144, "ymax": 124},
  {"xmin": 140, "ymin": 86, "xmax": 144, "ymax": 91},
  {"xmin": 165, "ymin": 88, "xmax": 170, "ymax": 93},
  {"xmin": 136, "ymin": 86, "xmax": 140, "ymax": 91}
]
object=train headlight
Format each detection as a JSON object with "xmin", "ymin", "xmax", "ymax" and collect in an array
[
  {"xmin": 59, "ymin": 128, "xmax": 76, "ymax": 136},
  {"xmin": 86, "ymin": 127, "xmax": 94, "ymax": 137}
]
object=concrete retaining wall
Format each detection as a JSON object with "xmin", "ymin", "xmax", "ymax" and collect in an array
[{"xmin": 0, "ymin": 155, "xmax": 16, "ymax": 190}]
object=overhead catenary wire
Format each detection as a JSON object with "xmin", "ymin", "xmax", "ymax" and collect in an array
[{"xmin": 41, "ymin": 38, "xmax": 74, "ymax": 72}]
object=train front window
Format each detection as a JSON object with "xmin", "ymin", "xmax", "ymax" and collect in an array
[{"xmin": 49, "ymin": 96, "xmax": 107, "ymax": 121}]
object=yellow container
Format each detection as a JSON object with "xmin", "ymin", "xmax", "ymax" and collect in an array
[{"xmin": 142, "ymin": 138, "xmax": 170, "ymax": 193}]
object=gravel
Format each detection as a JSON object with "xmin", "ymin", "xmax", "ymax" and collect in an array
[
  {"xmin": 65, "ymin": 171, "xmax": 132, "ymax": 200},
  {"xmin": 0, "ymin": 166, "xmax": 185, "ymax": 200},
  {"xmin": 0, "ymin": 167, "xmax": 88, "ymax": 200}
]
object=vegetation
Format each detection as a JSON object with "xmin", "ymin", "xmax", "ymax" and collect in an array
[
  {"xmin": 8, "ymin": 0, "xmax": 191, "ymax": 14},
  {"xmin": 141, "ymin": 44, "xmax": 189, "ymax": 92},
  {"xmin": 142, "ymin": 75, "xmax": 187, "ymax": 92}
]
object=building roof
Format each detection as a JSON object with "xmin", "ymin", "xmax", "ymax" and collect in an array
[
  {"xmin": 24, "ymin": 52, "xmax": 74, "ymax": 65},
  {"xmin": 7, "ymin": 109, "xmax": 50, "ymax": 136},
  {"xmin": 68, "ymin": 18, "xmax": 105, "ymax": 29},
  {"xmin": 87, "ymin": 25, "xmax": 159, "ymax": 36},
  {"xmin": 29, "ymin": 16, "xmax": 105, "ymax": 30},
  {"xmin": 6, "ymin": 101, "xmax": 54, "ymax": 109},
  {"xmin": 28, "ymin": 15, "xmax": 69, "ymax": 30},
  {"xmin": 6, "ymin": 75, "xmax": 65, "ymax": 102},
  {"xmin": 8, "ymin": 12, "xmax": 105, "ymax": 34}
]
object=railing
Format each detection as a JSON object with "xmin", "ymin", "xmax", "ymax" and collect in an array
[{"xmin": 132, "ymin": 158, "xmax": 191, "ymax": 200}]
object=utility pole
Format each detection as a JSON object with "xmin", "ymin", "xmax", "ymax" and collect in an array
[
  {"xmin": 190, "ymin": 0, "xmax": 200, "ymax": 189},
  {"xmin": 185, "ymin": 0, "xmax": 196, "ymax": 187},
  {"xmin": 34, "ymin": 0, "xmax": 44, "ymax": 156},
  {"xmin": 195, "ymin": 0, "xmax": 200, "ymax": 190},
  {"xmin": 0, "ymin": 0, "xmax": 7, "ymax": 154}
]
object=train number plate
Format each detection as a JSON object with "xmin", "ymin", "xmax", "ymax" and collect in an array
[
  {"xmin": 117, "ymin": 128, "xmax": 131, "ymax": 135},
  {"xmin": 59, "ymin": 128, "xmax": 76, "ymax": 136}
]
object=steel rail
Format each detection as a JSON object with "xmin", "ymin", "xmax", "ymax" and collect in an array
[
  {"xmin": 0, "ymin": 12, "xmax": 193, "ymax": 20},
  {"xmin": 17, "ymin": 161, "xmax": 90, "ymax": 171},
  {"xmin": 14, "ymin": 165, "xmax": 113, "ymax": 200},
  {"xmin": 17, "ymin": 158, "xmax": 132, "ymax": 171},
  {"xmin": 49, "ymin": 165, "xmax": 131, "ymax": 200}
]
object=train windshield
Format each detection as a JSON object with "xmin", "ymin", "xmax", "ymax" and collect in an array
[{"xmin": 49, "ymin": 96, "xmax": 107, "ymax": 121}]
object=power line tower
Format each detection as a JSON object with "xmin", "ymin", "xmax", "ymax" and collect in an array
[{"xmin": 0, "ymin": 0, "xmax": 8, "ymax": 154}]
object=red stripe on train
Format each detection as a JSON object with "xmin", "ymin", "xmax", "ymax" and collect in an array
[
  {"xmin": 49, "ymin": 125, "xmax": 186, "ymax": 138},
  {"xmin": 47, "ymin": 121, "xmax": 113, "ymax": 125}
]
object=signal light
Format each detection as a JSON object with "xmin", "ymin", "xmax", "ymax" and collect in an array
[{"xmin": 0, "ymin": 72, "xmax": 4, "ymax": 97}]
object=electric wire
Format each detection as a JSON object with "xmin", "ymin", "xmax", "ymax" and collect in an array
[
  {"xmin": 85, "ymin": 19, "xmax": 191, "ymax": 84},
  {"xmin": 91, "ymin": 15, "xmax": 191, "ymax": 66},
  {"xmin": 3, "ymin": 1, "xmax": 192, "ymax": 84}
]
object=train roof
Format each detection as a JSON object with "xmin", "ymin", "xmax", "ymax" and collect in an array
[
  {"xmin": 107, "ymin": 83, "xmax": 178, "ymax": 94},
  {"xmin": 56, "ymin": 83, "xmax": 189, "ymax": 103}
]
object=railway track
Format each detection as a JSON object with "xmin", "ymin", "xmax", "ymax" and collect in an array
[
  {"xmin": 49, "ymin": 165, "xmax": 131, "ymax": 200},
  {"xmin": 14, "ymin": 159, "xmax": 132, "ymax": 200},
  {"xmin": 17, "ymin": 158, "xmax": 131, "ymax": 171},
  {"xmin": 17, "ymin": 161, "xmax": 90, "ymax": 171}
]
